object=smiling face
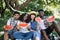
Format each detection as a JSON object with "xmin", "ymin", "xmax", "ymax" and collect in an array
[
  {"xmin": 14, "ymin": 14, "xmax": 20, "ymax": 20},
  {"xmin": 31, "ymin": 15, "xmax": 35, "ymax": 20},
  {"xmin": 39, "ymin": 11, "xmax": 44, "ymax": 17}
]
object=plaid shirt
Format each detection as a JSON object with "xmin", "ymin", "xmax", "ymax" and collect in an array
[{"xmin": 7, "ymin": 17, "xmax": 19, "ymax": 34}]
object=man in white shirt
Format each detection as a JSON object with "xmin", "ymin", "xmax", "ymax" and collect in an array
[
  {"xmin": 38, "ymin": 9, "xmax": 60, "ymax": 39},
  {"xmin": 36, "ymin": 19, "xmax": 49, "ymax": 40},
  {"xmin": 4, "ymin": 12, "xmax": 20, "ymax": 40}
]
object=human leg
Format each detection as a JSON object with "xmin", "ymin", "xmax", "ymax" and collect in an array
[
  {"xmin": 24, "ymin": 32, "xmax": 33, "ymax": 40},
  {"xmin": 13, "ymin": 32, "xmax": 24, "ymax": 39},
  {"xmin": 33, "ymin": 31, "xmax": 41, "ymax": 40},
  {"xmin": 4, "ymin": 30, "xmax": 9, "ymax": 40},
  {"xmin": 51, "ymin": 21, "xmax": 60, "ymax": 36}
]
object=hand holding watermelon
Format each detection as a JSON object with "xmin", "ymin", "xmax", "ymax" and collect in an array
[
  {"xmin": 18, "ymin": 23, "xmax": 29, "ymax": 28},
  {"xmin": 4, "ymin": 25, "xmax": 13, "ymax": 30},
  {"xmin": 35, "ymin": 17, "xmax": 42, "ymax": 23},
  {"xmin": 47, "ymin": 16, "xmax": 55, "ymax": 22}
]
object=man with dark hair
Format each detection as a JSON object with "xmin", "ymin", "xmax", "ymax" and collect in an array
[
  {"xmin": 4, "ymin": 12, "xmax": 20, "ymax": 40},
  {"xmin": 13, "ymin": 12, "xmax": 20, "ymax": 15},
  {"xmin": 38, "ymin": 9, "xmax": 60, "ymax": 39}
]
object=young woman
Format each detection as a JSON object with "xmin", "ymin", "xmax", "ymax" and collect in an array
[
  {"xmin": 29, "ymin": 12, "xmax": 48, "ymax": 40},
  {"xmin": 29, "ymin": 13, "xmax": 41, "ymax": 40},
  {"xmin": 13, "ymin": 13, "xmax": 33, "ymax": 40}
]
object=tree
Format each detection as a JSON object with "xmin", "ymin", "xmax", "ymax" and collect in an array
[
  {"xmin": 4, "ymin": 0, "xmax": 31, "ymax": 12},
  {"xmin": 0, "ymin": 0, "xmax": 60, "ymax": 17}
]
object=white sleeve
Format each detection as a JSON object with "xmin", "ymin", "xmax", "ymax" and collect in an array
[
  {"xmin": 7, "ymin": 19, "xmax": 11, "ymax": 25},
  {"xmin": 17, "ymin": 21, "xmax": 20, "ymax": 25},
  {"xmin": 40, "ymin": 20, "xmax": 46, "ymax": 30}
]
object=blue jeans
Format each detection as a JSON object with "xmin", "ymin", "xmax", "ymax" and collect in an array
[
  {"xmin": 33, "ymin": 31, "xmax": 40, "ymax": 40},
  {"xmin": 13, "ymin": 31, "xmax": 33, "ymax": 40},
  {"xmin": 8, "ymin": 29, "xmax": 17, "ymax": 35},
  {"xmin": 33, "ymin": 31, "xmax": 44, "ymax": 40}
]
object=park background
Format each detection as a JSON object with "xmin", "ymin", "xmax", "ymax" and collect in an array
[{"xmin": 0, "ymin": 0, "xmax": 60, "ymax": 40}]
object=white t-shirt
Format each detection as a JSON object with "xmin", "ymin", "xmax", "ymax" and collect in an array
[
  {"xmin": 38, "ymin": 20, "xmax": 46, "ymax": 30},
  {"xmin": 17, "ymin": 21, "xmax": 30, "ymax": 33}
]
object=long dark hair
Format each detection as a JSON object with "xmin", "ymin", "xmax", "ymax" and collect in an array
[{"xmin": 19, "ymin": 13, "xmax": 30, "ymax": 23}]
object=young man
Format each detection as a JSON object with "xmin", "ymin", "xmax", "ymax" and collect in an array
[
  {"xmin": 38, "ymin": 9, "xmax": 60, "ymax": 39},
  {"xmin": 4, "ymin": 12, "xmax": 20, "ymax": 40}
]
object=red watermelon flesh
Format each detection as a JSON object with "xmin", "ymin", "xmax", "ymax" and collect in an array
[
  {"xmin": 5, "ymin": 25, "xmax": 13, "ymax": 30},
  {"xmin": 47, "ymin": 16, "xmax": 55, "ymax": 22},
  {"xmin": 35, "ymin": 17, "xmax": 42, "ymax": 22},
  {"xmin": 19, "ymin": 23, "xmax": 28, "ymax": 27}
]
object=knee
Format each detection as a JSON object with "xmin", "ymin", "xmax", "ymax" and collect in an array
[{"xmin": 35, "ymin": 37, "xmax": 40, "ymax": 40}]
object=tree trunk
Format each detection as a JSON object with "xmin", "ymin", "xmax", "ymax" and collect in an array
[{"xmin": 0, "ymin": 0, "xmax": 6, "ymax": 17}]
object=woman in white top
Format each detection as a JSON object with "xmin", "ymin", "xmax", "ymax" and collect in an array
[{"xmin": 13, "ymin": 13, "xmax": 33, "ymax": 40}]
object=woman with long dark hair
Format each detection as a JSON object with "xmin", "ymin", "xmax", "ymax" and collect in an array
[
  {"xmin": 13, "ymin": 13, "xmax": 33, "ymax": 40},
  {"xmin": 29, "ymin": 13, "xmax": 41, "ymax": 40}
]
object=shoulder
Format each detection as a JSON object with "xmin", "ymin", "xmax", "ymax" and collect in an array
[
  {"xmin": 17, "ymin": 20, "xmax": 20, "ymax": 24},
  {"xmin": 30, "ymin": 21, "xmax": 38, "ymax": 24},
  {"xmin": 8, "ymin": 17, "xmax": 14, "ymax": 21},
  {"xmin": 18, "ymin": 20, "xmax": 20, "ymax": 22}
]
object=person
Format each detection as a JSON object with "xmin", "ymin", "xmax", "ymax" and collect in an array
[
  {"xmin": 4, "ymin": 12, "xmax": 20, "ymax": 40},
  {"xmin": 29, "ymin": 12, "xmax": 41, "ymax": 40},
  {"xmin": 29, "ymin": 11, "xmax": 50, "ymax": 40},
  {"xmin": 13, "ymin": 13, "xmax": 33, "ymax": 40},
  {"xmin": 38, "ymin": 9, "xmax": 60, "ymax": 39}
]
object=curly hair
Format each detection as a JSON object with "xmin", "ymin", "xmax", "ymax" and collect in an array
[{"xmin": 19, "ymin": 13, "xmax": 30, "ymax": 23}]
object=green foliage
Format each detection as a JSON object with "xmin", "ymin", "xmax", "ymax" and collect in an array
[
  {"xmin": 0, "ymin": 0, "xmax": 60, "ymax": 40},
  {"xmin": 0, "ymin": 34, "xmax": 3, "ymax": 40},
  {"xmin": 0, "ymin": 0, "xmax": 60, "ymax": 31},
  {"xmin": 44, "ymin": 10, "xmax": 53, "ymax": 16},
  {"xmin": 0, "ymin": 0, "xmax": 60, "ymax": 30}
]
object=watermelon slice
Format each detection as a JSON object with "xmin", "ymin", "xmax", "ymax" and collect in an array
[
  {"xmin": 35, "ymin": 17, "xmax": 42, "ymax": 22},
  {"xmin": 19, "ymin": 23, "xmax": 28, "ymax": 27},
  {"xmin": 47, "ymin": 16, "xmax": 55, "ymax": 22},
  {"xmin": 4, "ymin": 25, "xmax": 13, "ymax": 30}
]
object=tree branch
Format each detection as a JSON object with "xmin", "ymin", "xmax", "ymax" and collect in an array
[
  {"xmin": 16, "ymin": 0, "xmax": 31, "ymax": 10},
  {"xmin": 4, "ymin": 0, "xmax": 31, "ymax": 12}
]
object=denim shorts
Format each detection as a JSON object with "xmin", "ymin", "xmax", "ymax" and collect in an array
[
  {"xmin": 33, "ymin": 31, "xmax": 41, "ymax": 37},
  {"xmin": 13, "ymin": 31, "xmax": 33, "ymax": 40},
  {"xmin": 8, "ymin": 29, "xmax": 17, "ymax": 35}
]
